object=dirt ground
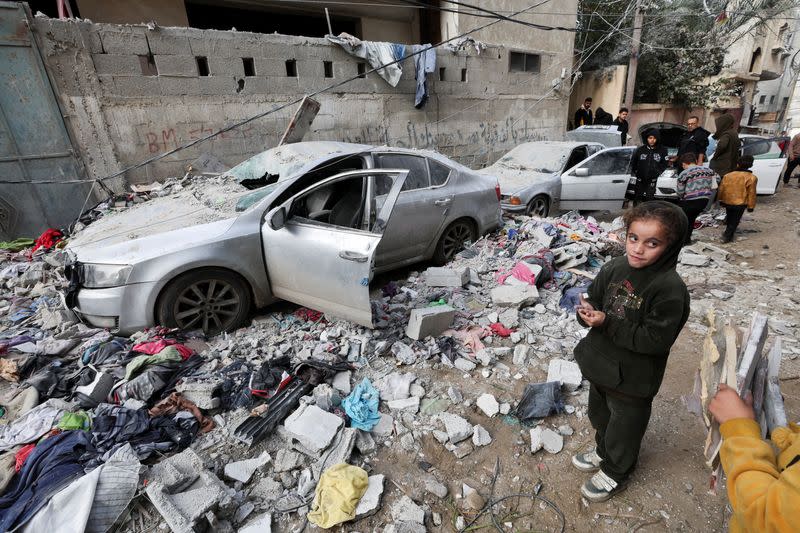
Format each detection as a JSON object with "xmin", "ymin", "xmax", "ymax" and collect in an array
[{"xmin": 335, "ymin": 185, "xmax": 800, "ymax": 533}]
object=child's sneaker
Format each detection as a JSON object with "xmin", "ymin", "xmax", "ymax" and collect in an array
[
  {"xmin": 581, "ymin": 471, "xmax": 627, "ymax": 503},
  {"xmin": 571, "ymin": 449, "xmax": 602, "ymax": 472}
]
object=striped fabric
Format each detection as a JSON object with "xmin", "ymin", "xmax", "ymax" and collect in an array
[{"xmin": 677, "ymin": 166, "xmax": 717, "ymax": 200}]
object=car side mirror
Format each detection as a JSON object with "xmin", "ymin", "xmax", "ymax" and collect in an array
[
  {"xmin": 575, "ymin": 167, "xmax": 590, "ymax": 177},
  {"xmin": 269, "ymin": 207, "xmax": 287, "ymax": 230}
]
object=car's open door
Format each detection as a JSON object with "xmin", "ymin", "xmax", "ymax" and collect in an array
[
  {"xmin": 260, "ymin": 169, "xmax": 407, "ymax": 327},
  {"xmin": 560, "ymin": 147, "xmax": 634, "ymax": 210}
]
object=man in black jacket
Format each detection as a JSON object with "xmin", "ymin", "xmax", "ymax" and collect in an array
[
  {"xmin": 630, "ymin": 130, "xmax": 668, "ymax": 203},
  {"xmin": 613, "ymin": 108, "xmax": 629, "ymax": 146},
  {"xmin": 574, "ymin": 97, "xmax": 593, "ymax": 128},
  {"xmin": 674, "ymin": 115, "xmax": 710, "ymax": 167}
]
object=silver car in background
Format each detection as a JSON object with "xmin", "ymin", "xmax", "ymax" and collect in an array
[{"xmin": 65, "ymin": 142, "xmax": 501, "ymax": 335}]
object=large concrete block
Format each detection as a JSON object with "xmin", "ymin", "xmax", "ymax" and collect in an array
[
  {"xmin": 154, "ymin": 55, "xmax": 198, "ymax": 77},
  {"xmin": 284, "ymin": 404, "xmax": 343, "ymax": 453},
  {"xmin": 99, "ymin": 28, "xmax": 149, "ymax": 55},
  {"xmin": 111, "ymin": 76, "xmax": 160, "ymax": 98},
  {"xmin": 158, "ymin": 77, "xmax": 202, "ymax": 96},
  {"xmin": 252, "ymin": 58, "xmax": 288, "ymax": 77},
  {"xmin": 146, "ymin": 31, "xmax": 192, "ymax": 55},
  {"xmin": 91, "ymin": 54, "xmax": 142, "ymax": 76},
  {"xmin": 405, "ymin": 306, "xmax": 455, "ymax": 340},
  {"xmin": 425, "ymin": 267, "xmax": 469, "ymax": 287},
  {"xmin": 546, "ymin": 359, "xmax": 583, "ymax": 391},
  {"xmin": 490, "ymin": 285, "xmax": 539, "ymax": 307},
  {"xmin": 207, "ymin": 56, "xmax": 245, "ymax": 77}
]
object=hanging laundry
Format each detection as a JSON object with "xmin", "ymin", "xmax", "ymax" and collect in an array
[
  {"xmin": 411, "ymin": 44, "xmax": 436, "ymax": 108},
  {"xmin": 327, "ymin": 32, "xmax": 402, "ymax": 86}
]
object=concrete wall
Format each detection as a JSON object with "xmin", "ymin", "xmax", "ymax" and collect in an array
[
  {"xmin": 568, "ymin": 65, "xmax": 627, "ymax": 126},
  {"xmin": 76, "ymin": 0, "xmax": 189, "ymax": 26},
  {"xmin": 32, "ymin": 16, "xmax": 575, "ymax": 184}
]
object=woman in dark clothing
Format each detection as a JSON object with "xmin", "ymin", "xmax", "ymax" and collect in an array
[{"xmin": 630, "ymin": 130, "xmax": 668, "ymax": 203}]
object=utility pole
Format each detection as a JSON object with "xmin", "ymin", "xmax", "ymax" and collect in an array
[{"xmin": 624, "ymin": 0, "xmax": 643, "ymax": 110}]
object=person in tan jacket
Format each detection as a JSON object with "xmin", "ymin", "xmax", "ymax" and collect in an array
[
  {"xmin": 783, "ymin": 132, "xmax": 800, "ymax": 185},
  {"xmin": 718, "ymin": 155, "xmax": 757, "ymax": 243}
]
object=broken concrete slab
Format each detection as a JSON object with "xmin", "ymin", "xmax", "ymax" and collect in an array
[
  {"xmin": 490, "ymin": 285, "xmax": 539, "ymax": 307},
  {"xmin": 405, "ymin": 306, "xmax": 455, "ymax": 340},
  {"xmin": 372, "ymin": 413, "xmax": 394, "ymax": 437},
  {"xmin": 425, "ymin": 267, "xmax": 469, "ymax": 287},
  {"xmin": 249, "ymin": 477, "xmax": 283, "ymax": 502},
  {"xmin": 472, "ymin": 424, "xmax": 492, "ymax": 446},
  {"xmin": 530, "ymin": 426, "xmax": 544, "ymax": 453},
  {"xmin": 355, "ymin": 429, "xmax": 377, "ymax": 455},
  {"xmin": 454, "ymin": 358, "xmax": 476, "ymax": 372},
  {"xmin": 388, "ymin": 396, "xmax": 420, "ymax": 413},
  {"xmin": 313, "ymin": 427, "xmax": 357, "ymax": 479},
  {"xmin": 391, "ymin": 495, "xmax": 425, "ymax": 524},
  {"xmin": 547, "ymin": 359, "xmax": 583, "ymax": 391},
  {"xmin": 332, "ymin": 371, "xmax": 352, "ymax": 394},
  {"xmin": 175, "ymin": 380, "xmax": 221, "ymax": 410},
  {"xmin": 513, "ymin": 345, "xmax": 528, "ymax": 366},
  {"xmin": 313, "ymin": 384, "xmax": 341, "ymax": 411},
  {"xmin": 239, "ymin": 513, "xmax": 272, "ymax": 533},
  {"xmin": 534, "ymin": 428, "xmax": 563, "ymax": 454},
  {"xmin": 354, "ymin": 474, "xmax": 385, "ymax": 520},
  {"xmin": 439, "ymin": 413, "xmax": 473, "ymax": 443},
  {"xmin": 284, "ymin": 404, "xmax": 344, "ymax": 453},
  {"xmin": 378, "ymin": 372, "xmax": 416, "ymax": 401},
  {"xmin": 424, "ymin": 478, "xmax": 448, "ymax": 498},
  {"xmin": 680, "ymin": 251, "xmax": 711, "ymax": 267},
  {"xmin": 476, "ymin": 393, "xmax": 499, "ymax": 417},
  {"xmin": 391, "ymin": 341, "xmax": 417, "ymax": 365},
  {"xmin": 272, "ymin": 449, "xmax": 302, "ymax": 473},
  {"xmin": 223, "ymin": 451, "xmax": 271, "ymax": 484}
]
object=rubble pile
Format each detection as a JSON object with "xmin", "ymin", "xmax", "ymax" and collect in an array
[{"xmin": 2, "ymin": 195, "xmax": 794, "ymax": 531}]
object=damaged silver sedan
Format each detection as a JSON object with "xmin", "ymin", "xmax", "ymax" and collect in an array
[{"xmin": 65, "ymin": 142, "xmax": 501, "ymax": 334}]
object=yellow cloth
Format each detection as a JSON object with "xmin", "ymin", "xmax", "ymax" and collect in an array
[
  {"xmin": 719, "ymin": 418, "xmax": 800, "ymax": 533},
  {"xmin": 718, "ymin": 171, "xmax": 758, "ymax": 210},
  {"xmin": 307, "ymin": 463, "xmax": 368, "ymax": 529}
]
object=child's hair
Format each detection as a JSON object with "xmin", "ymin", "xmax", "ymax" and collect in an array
[
  {"xmin": 623, "ymin": 203, "xmax": 684, "ymax": 245},
  {"xmin": 678, "ymin": 152, "xmax": 697, "ymax": 165},
  {"xmin": 737, "ymin": 155, "xmax": 754, "ymax": 170}
]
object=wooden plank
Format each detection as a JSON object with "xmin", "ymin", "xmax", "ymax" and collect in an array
[
  {"xmin": 735, "ymin": 313, "xmax": 769, "ymax": 395},
  {"xmin": 278, "ymin": 96, "xmax": 321, "ymax": 146},
  {"xmin": 764, "ymin": 338, "xmax": 788, "ymax": 433}
]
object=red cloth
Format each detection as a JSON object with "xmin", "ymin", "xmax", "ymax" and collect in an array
[
  {"xmin": 15, "ymin": 443, "xmax": 36, "ymax": 472},
  {"xmin": 489, "ymin": 323, "xmax": 514, "ymax": 337},
  {"xmin": 133, "ymin": 339, "xmax": 193, "ymax": 360},
  {"xmin": 27, "ymin": 229, "xmax": 63, "ymax": 259},
  {"xmin": 294, "ymin": 307, "xmax": 324, "ymax": 322}
]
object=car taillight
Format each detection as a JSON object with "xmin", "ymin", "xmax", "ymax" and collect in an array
[{"xmin": 495, "ymin": 183, "xmax": 501, "ymax": 201}]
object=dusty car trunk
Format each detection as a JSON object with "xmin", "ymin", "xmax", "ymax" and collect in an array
[{"xmin": 637, "ymin": 122, "xmax": 686, "ymax": 153}]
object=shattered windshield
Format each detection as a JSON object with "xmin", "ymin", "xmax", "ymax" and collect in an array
[
  {"xmin": 495, "ymin": 145, "xmax": 571, "ymax": 173},
  {"xmin": 235, "ymin": 183, "xmax": 279, "ymax": 212}
]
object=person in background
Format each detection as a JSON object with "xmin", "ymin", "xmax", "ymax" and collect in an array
[
  {"xmin": 782, "ymin": 131, "xmax": 800, "ymax": 186},
  {"xmin": 709, "ymin": 113, "xmax": 741, "ymax": 180},
  {"xmin": 676, "ymin": 152, "xmax": 718, "ymax": 245},
  {"xmin": 709, "ymin": 383, "xmax": 800, "ymax": 533},
  {"xmin": 613, "ymin": 108, "xmax": 629, "ymax": 146},
  {"xmin": 594, "ymin": 107, "xmax": 614, "ymax": 125},
  {"xmin": 675, "ymin": 115, "xmax": 710, "ymax": 167},
  {"xmin": 575, "ymin": 97, "xmax": 593, "ymax": 128},
  {"xmin": 717, "ymin": 155, "xmax": 757, "ymax": 243},
  {"xmin": 630, "ymin": 130, "xmax": 668, "ymax": 203},
  {"xmin": 777, "ymin": 131, "xmax": 788, "ymax": 155}
]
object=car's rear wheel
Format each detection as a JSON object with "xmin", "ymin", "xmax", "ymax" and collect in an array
[
  {"xmin": 433, "ymin": 219, "xmax": 477, "ymax": 265},
  {"xmin": 527, "ymin": 195, "xmax": 550, "ymax": 217},
  {"xmin": 157, "ymin": 269, "xmax": 251, "ymax": 335}
]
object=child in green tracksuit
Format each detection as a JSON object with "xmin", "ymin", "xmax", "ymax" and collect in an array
[{"xmin": 571, "ymin": 201, "xmax": 691, "ymax": 502}]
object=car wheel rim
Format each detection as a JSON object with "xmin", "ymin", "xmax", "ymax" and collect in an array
[
  {"xmin": 442, "ymin": 223, "xmax": 472, "ymax": 261},
  {"xmin": 530, "ymin": 198, "xmax": 547, "ymax": 216},
  {"xmin": 173, "ymin": 279, "xmax": 241, "ymax": 333}
]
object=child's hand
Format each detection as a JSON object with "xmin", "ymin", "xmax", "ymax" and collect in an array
[
  {"xmin": 578, "ymin": 308, "xmax": 605, "ymax": 327},
  {"xmin": 709, "ymin": 383, "xmax": 755, "ymax": 424},
  {"xmin": 578, "ymin": 294, "xmax": 595, "ymax": 312}
]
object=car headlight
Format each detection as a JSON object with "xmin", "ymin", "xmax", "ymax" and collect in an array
[{"xmin": 82, "ymin": 263, "xmax": 133, "ymax": 288}]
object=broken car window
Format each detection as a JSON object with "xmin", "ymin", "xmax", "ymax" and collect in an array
[
  {"xmin": 564, "ymin": 147, "xmax": 588, "ymax": 171},
  {"xmin": 374, "ymin": 154, "xmax": 430, "ymax": 191},
  {"xmin": 580, "ymin": 150, "xmax": 631, "ymax": 175},
  {"xmin": 287, "ymin": 176, "xmax": 367, "ymax": 230}
]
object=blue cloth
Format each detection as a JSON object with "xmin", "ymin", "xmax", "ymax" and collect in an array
[
  {"xmin": 0, "ymin": 430, "xmax": 95, "ymax": 531},
  {"xmin": 559, "ymin": 284, "xmax": 590, "ymax": 311},
  {"xmin": 391, "ymin": 43, "xmax": 405, "ymax": 61},
  {"xmin": 342, "ymin": 378, "xmax": 381, "ymax": 431},
  {"xmin": 411, "ymin": 44, "xmax": 436, "ymax": 108}
]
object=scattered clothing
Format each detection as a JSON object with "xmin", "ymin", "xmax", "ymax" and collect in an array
[
  {"xmin": 411, "ymin": 44, "xmax": 436, "ymax": 108},
  {"xmin": 489, "ymin": 323, "xmax": 513, "ymax": 337},
  {"xmin": 148, "ymin": 392, "xmax": 215, "ymax": 433},
  {"xmin": 132, "ymin": 339, "xmax": 193, "ymax": 359},
  {"xmin": 0, "ymin": 239, "xmax": 34, "ymax": 252},
  {"xmin": 327, "ymin": 33, "xmax": 402, "ymax": 86},
  {"xmin": 57, "ymin": 411, "xmax": 92, "ymax": 431},
  {"xmin": 342, "ymin": 378, "xmax": 381, "ymax": 431},
  {"xmin": 29, "ymin": 229, "xmax": 63, "ymax": 255},
  {"xmin": 516, "ymin": 381, "xmax": 564, "ymax": 421},
  {"xmin": 307, "ymin": 463, "xmax": 369, "ymax": 528},
  {"xmin": 0, "ymin": 399, "xmax": 71, "ymax": 452}
]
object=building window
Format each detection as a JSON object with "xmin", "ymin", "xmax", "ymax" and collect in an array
[
  {"xmin": 285, "ymin": 59, "xmax": 297, "ymax": 77},
  {"xmin": 242, "ymin": 57, "xmax": 255, "ymax": 76},
  {"xmin": 439, "ymin": 67, "xmax": 445, "ymax": 81},
  {"xmin": 196, "ymin": 56, "xmax": 210, "ymax": 76},
  {"xmin": 138, "ymin": 54, "xmax": 157, "ymax": 76},
  {"xmin": 782, "ymin": 97, "xmax": 789, "ymax": 109},
  {"xmin": 461, "ymin": 68, "xmax": 467, "ymax": 82},
  {"xmin": 509, "ymin": 51, "xmax": 541, "ymax": 73},
  {"xmin": 759, "ymin": 95, "xmax": 766, "ymax": 105},
  {"xmin": 323, "ymin": 61, "xmax": 333, "ymax": 78},
  {"xmin": 357, "ymin": 62, "xmax": 366, "ymax": 78},
  {"xmin": 770, "ymin": 95, "xmax": 775, "ymax": 105}
]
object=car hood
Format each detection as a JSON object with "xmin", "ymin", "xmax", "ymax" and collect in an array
[
  {"xmin": 478, "ymin": 165, "xmax": 555, "ymax": 194},
  {"xmin": 68, "ymin": 178, "xmax": 248, "ymax": 264}
]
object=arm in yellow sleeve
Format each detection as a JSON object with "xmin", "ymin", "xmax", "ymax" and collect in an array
[
  {"xmin": 720, "ymin": 418, "xmax": 800, "ymax": 533},
  {"xmin": 746, "ymin": 175, "xmax": 757, "ymax": 210}
]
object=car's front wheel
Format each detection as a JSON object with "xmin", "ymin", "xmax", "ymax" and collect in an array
[
  {"xmin": 433, "ymin": 219, "xmax": 477, "ymax": 265},
  {"xmin": 157, "ymin": 268, "xmax": 251, "ymax": 335},
  {"xmin": 527, "ymin": 195, "xmax": 550, "ymax": 217}
]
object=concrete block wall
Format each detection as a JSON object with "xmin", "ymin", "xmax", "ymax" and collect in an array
[{"xmin": 32, "ymin": 19, "xmax": 573, "ymax": 184}]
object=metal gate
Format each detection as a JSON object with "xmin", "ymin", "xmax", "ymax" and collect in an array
[{"xmin": 0, "ymin": 1, "xmax": 94, "ymax": 239}]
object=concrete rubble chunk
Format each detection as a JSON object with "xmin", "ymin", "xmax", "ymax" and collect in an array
[
  {"xmin": 424, "ymin": 478, "xmax": 448, "ymax": 498},
  {"xmin": 313, "ymin": 427, "xmax": 357, "ymax": 479},
  {"xmin": 547, "ymin": 359, "xmax": 583, "ymax": 391},
  {"xmin": 372, "ymin": 413, "xmax": 394, "ymax": 437},
  {"xmin": 379, "ymin": 372, "xmax": 416, "ymax": 401},
  {"xmin": 463, "ymin": 484, "xmax": 485, "ymax": 510},
  {"xmin": 409, "ymin": 383, "xmax": 426, "ymax": 398},
  {"xmin": 313, "ymin": 383, "xmax": 341, "ymax": 411},
  {"xmin": 239, "ymin": 513, "xmax": 272, "ymax": 533},
  {"xmin": 476, "ymin": 393, "xmax": 500, "ymax": 417},
  {"xmin": 680, "ymin": 251, "xmax": 711, "ymax": 267},
  {"xmin": 391, "ymin": 495, "xmax": 425, "ymax": 524},
  {"xmin": 386, "ymin": 522, "xmax": 427, "ymax": 533},
  {"xmin": 223, "ymin": 451, "xmax": 271, "ymax": 484},
  {"xmin": 472, "ymin": 424, "xmax": 492, "ymax": 446},
  {"xmin": 272, "ymin": 449, "xmax": 302, "ymax": 473},
  {"xmin": 354, "ymin": 474, "xmax": 385, "ymax": 519},
  {"xmin": 284, "ymin": 404, "xmax": 344, "ymax": 453},
  {"xmin": 530, "ymin": 426, "xmax": 544, "ymax": 453},
  {"xmin": 250, "ymin": 477, "xmax": 283, "ymax": 502},
  {"xmin": 490, "ymin": 285, "xmax": 539, "ymax": 307},
  {"xmin": 355, "ymin": 429, "xmax": 377, "ymax": 454},
  {"xmin": 388, "ymin": 396, "xmax": 420, "ymax": 413},
  {"xmin": 440, "ymin": 413, "xmax": 473, "ymax": 443},
  {"xmin": 454, "ymin": 358, "xmax": 476, "ymax": 372},
  {"xmin": 558, "ymin": 424, "xmax": 574, "ymax": 436},
  {"xmin": 475, "ymin": 349, "xmax": 493, "ymax": 367},
  {"xmin": 175, "ymin": 380, "xmax": 221, "ymax": 410},
  {"xmin": 406, "ymin": 305, "xmax": 455, "ymax": 340},
  {"xmin": 447, "ymin": 386, "xmax": 463, "ymax": 403},
  {"xmin": 391, "ymin": 341, "xmax": 417, "ymax": 365},
  {"xmin": 499, "ymin": 402, "xmax": 511, "ymax": 415},
  {"xmin": 332, "ymin": 371, "xmax": 352, "ymax": 394},
  {"xmin": 425, "ymin": 267, "xmax": 469, "ymax": 287},
  {"xmin": 541, "ymin": 428, "xmax": 564, "ymax": 454}
]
